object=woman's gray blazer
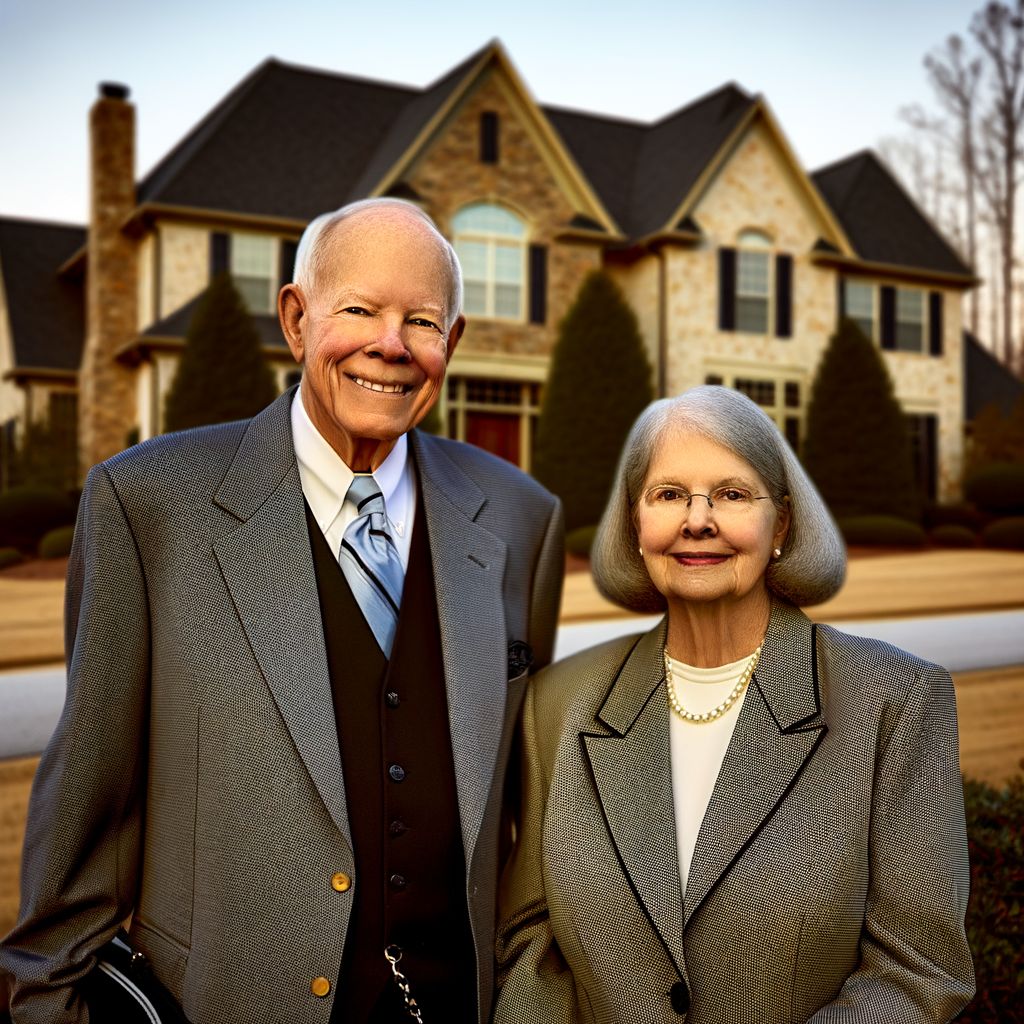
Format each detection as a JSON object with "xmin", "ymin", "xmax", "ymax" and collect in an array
[{"xmin": 494, "ymin": 601, "xmax": 974, "ymax": 1023}]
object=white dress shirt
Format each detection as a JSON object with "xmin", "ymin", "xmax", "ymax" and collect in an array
[
  {"xmin": 290, "ymin": 387, "xmax": 416, "ymax": 570},
  {"xmin": 667, "ymin": 654, "xmax": 751, "ymax": 895}
]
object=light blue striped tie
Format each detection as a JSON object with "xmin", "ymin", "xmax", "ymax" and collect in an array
[{"xmin": 339, "ymin": 474, "xmax": 405, "ymax": 658}]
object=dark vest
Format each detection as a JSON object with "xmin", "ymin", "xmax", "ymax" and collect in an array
[{"xmin": 306, "ymin": 493, "xmax": 477, "ymax": 1024}]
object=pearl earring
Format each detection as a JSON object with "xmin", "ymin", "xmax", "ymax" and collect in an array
[
  {"xmin": 774, "ymin": 548, "xmax": 782, "ymax": 557},
  {"xmin": 638, "ymin": 548, "xmax": 643, "ymax": 557}
]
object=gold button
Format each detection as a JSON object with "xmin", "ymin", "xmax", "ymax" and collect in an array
[
  {"xmin": 311, "ymin": 977, "xmax": 331, "ymax": 997},
  {"xmin": 331, "ymin": 872, "xmax": 351, "ymax": 892}
]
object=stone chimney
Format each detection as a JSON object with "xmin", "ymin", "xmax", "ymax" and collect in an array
[{"xmin": 78, "ymin": 81, "xmax": 138, "ymax": 480}]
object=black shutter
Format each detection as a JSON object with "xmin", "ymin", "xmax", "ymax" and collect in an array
[
  {"xmin": 480, "ymin": 112, "xmax": 498, "ymax": 163},
  {"xmin": 923, "ymin": 414, "xmax": 938, "ymax": 499},
  {"xmin": 279, "ymin": 240, "xmax": 298, "ymax": 288},
  {"xmin": 880, "ymin": 286, "xmax": 896, "ymax": 350},
  {"xmin": 837, "ymin": 275, "xmax": 846, "ymax": 323},
  {"xmin": 775, "ymin": 253, "xmax": 792, "ymax": 338},
  {"xmin": 929, "ymin": 291, "xmax": 944, "ymax": 355},
  {"xmin": 718, "ymin": 248, "xmax": 736, "ymax": 331},
  {"xmin": 528, "ymin": 244, "xmax": 547, "ymax": 324},
  {"xmin": 210, "ymin": 232, "xmax": 230, "ymax": 277}
]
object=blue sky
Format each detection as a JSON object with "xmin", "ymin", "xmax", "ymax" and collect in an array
[{"xmin": 0, "ymin": 0, "xmax": 983, "ymax": 224}]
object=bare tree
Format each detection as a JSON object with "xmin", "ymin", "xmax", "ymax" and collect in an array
[
  {"xmin": 924, "ymin": 35, "xmax": 983, "ymax": 332},
  {"xmin": 972, "ymin": 0, "xmax": 1024, "ymax": 364}
]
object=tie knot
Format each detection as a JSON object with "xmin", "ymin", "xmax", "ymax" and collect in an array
[{"xmin": 346, "ymin": 474, "xmax": 384, "ymax": 513}]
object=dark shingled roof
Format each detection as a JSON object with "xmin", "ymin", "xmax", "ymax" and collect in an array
[
  {"xmin": 545, "ymin": 84, "xmax": 756, "ymax": 240},
  {"xmin": 137, "ymin": 59, "xmax": 418, "ymax": 221},
  {"xmin": 811, "ymin": 151, "xmax": 971, "ymax": 276},
  {"xmin": 142, "ymin": 292, "xmax": 288, "ymax": 350},
  {"xmin": 964, "ymin": 330, "xmax": 1024, "ymax": 420},
  {"xmin": 0, "ymin": 217, "xmax": 85, "ymax": 371}
]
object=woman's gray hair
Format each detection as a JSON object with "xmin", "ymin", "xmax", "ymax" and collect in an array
[
  {"xmin": 293, "ymin": 198, "xmax": 464, "ymax": 334},
  {"xmin": 591, "ymin": 385, "xmax": 846, "ymax": 611}
]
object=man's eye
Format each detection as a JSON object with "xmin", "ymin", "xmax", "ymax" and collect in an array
[
  {"xmin": 409, "ymin": 317, "xmax": 440, "ymax": 330},
  {"xmin": 342, "ymin": 306, "xmax": 370, "ymax": 316}
]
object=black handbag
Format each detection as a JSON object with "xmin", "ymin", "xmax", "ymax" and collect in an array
[{"xmin": 78, "ymin": 929, "xmax": 190, "ymax": 1024}]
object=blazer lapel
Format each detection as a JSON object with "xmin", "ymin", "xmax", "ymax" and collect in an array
[
  {"xmin": 683, "ymin": 602, "xmax": 827, "ymax": 928},
  {"xmin": 211, "ymin": 390, "xmax": 352, "ymax": 846},
  {"xmin": 410, "ymin": 431, "xmax": 509, "ymax": 866},
  {"xmin": 582, "ymin": 620, "xmax": 689, "ymax": 978}
]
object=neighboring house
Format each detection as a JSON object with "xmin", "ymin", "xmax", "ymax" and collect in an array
[{"xmin": 0, "ymin": 42, "xmax": 984, "ymax": 499}]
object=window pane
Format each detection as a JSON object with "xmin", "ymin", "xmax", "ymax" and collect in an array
[
  {"xmin": 466, "ymin": 379, "xmax": 522, "ymax": 405},
  {"xmin": 852, "ymin": 317, "xmax": 874, "ymax": 341},
  {"xmin": 494, "ymin": 243, "xmax": 522, "ymax": 283},
  {"xmin": 232, "ymin": 234, "xmax": 275, "ymax": 277},
  {"xmin": 784, "ymin": 382, "xmax": 800, "ymax": 408},
  {"xmin": 494, "ymin": 283, "xmax": 522, "ymax": 318},
  {"xmin": 705, "ymin": 374, "xmax": 724, "ymax": 386},
  {"xmin": 896, "ymin": 288, "xmax": 923, "ymax": 323},
  {"xmin": 452, "ymin": 203, "xmax": 525, "ymax": 238},
  {"xmin": 735, "ymin": 378, "xmax": 776, "ymax": 406},
  {"xmin": 455, "ymin": 241, "xmax": 488, "ymax": 282},
  {"xmin": 845, "ymin": 281, "xmax": 873, "ymax": 319},
  {"xmin": 736, "ymin": 296, "xmax": 768, "ymax": 334},
  {"xmin": 785, "ymin": 416, "xmax": 800, "ymax": 450},
  {"xmin": 235, "ymin": 275, "xmax": 273, "ymax": 314},
  {"xmin": 463, "ymin": 281, "xmax": 487, "ymax": 316},
  {"xmin": 737, "ymin": 251, "xmax": 769, "ymax": 297},
  {"xmin": 896, "ymin": 323, "xmax": 923, "ymax": 352}
]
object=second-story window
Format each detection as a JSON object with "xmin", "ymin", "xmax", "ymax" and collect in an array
[
  {"xmin": 232, "ymin": 233, "xmax": 276, "ymax": 314},
  {"xmin": 895, "ymin": 288, "xmax": 924, "ymax": 351},
  {"xmin": 452, "ymin": 204, "xmax": 526, "ymax": 319},
  {"xmin": 736, "ymin": 231, "xmax": 771, "ymax": 334},
  {"xmin": 844, "ymin": 280, "xmax": 874, "ymax": 341}
]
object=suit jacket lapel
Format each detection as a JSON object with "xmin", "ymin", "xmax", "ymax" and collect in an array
[
  {"xmin": 211, "ymin": 390, "xmax": 352, "ymax": 846},
  {"xmin": 582, "ymin": 620, "xmax": 689, "ymax": 978},
  {"xmin": 683, "ymin": 602, "xmax": 827, "ymax": 928},
  {"xmin": 410, "ymin": 431, "xmax": 509, "ymax": 867}
]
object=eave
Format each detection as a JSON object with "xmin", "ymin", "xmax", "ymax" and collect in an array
[
  {"xmin": 121, "ymin": 202, "xmax": 308, "ymax": 238},
  {"xmin": 3, "ymin": 365, "xmax": 79, "ymax": 384},
  {"xmin": 116, "ymin": 334, "xmax": 297, "ymax": 366},
  {"xmin": 810, "ymin": 252, "xmax": 979, "ymax": 289}
]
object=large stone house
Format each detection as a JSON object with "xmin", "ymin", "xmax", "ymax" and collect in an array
[{"xmin": 0, "ymin": 42, "xmax": 976, "ymax": 498}]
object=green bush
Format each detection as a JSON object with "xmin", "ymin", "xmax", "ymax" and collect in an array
[
  {"xmin": 164, "ymin": 273, "xmax": 278, "ymax": 432},
  {"xmin": 533, "ymin": 271, "xmax": 653, "ymax": 531},
  {"xmin": 566, "ymin": 525, "xmax": 598, "ymax": 558},
  {"xmin": 803, "ymin": 319, "xmax": 920, "ymax": 522},
  {"xmin": 930, "ymin": 524, "xmax": 976, "ymax": 548},
  {"xmin": 0, "ymin": 547, "xmax": 22, "ymax": 570},
  {"xmin": 924, "ymin": 501, "xmax": 990, "ymax": 531},
  {"xmin": 838, "ymin": 515, "xmax": 926, "ymax": 547},
  {"xmin": 965, "ymin": 462, "xmax": 1024, "ymax": 516},
  {"xmin": 958, "ymin": 768, "xmax": 1024, "ymax": 1023},
  {"xmin": 981, "ymin": 516, "xmax": 1024, "ymax": 550},
  {"xmin": 0, "ymin": 486, "xmax": 77, "ymax": 551},
  {"xmin": 38, "ymin": 524, "xmax": 75, "ymax": 559}
]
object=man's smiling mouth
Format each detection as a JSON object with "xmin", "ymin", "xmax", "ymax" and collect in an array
[{"xmin": 347, "ymin": 374, "xmax": 413, "ymax": 395}]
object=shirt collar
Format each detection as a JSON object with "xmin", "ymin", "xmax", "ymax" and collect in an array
[{"xmin": 291, "ymin": 386, "xmax": 409, "ymax": 528}]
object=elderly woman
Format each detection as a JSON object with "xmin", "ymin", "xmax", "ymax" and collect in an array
[{"xmin": 494, "ymin": 386, "xmax": 974, "ymax": 1023}]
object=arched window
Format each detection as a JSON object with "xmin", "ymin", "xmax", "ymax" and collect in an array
[{"xmin": 452, "ymin": 204, "xmax": 526, "ymax": 319}]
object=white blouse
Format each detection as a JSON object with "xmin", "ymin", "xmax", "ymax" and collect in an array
[{"xmin": 667, "ymin": 653, "xmax": 751, "ymax": 895}]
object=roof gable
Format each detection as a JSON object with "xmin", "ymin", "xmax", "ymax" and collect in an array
[
  {"xmin": 0, "ymin": 217, "xmax": 85, "ymax": 371},
  {"xmin": 811, "ymin": 151, "xmax": 971, "ymax": 276}
]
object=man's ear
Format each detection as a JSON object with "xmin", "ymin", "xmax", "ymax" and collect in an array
[
  {"xmin": 445, "ymin": 314, "xmax": 466, "ymax": 361},
  {"xmin": 279, "ymin": 284, "xmax": 307, "ymax": 363}
]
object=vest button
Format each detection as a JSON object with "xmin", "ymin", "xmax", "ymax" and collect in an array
[
  {"xmin": 670, "ymin": 979, "xmax": 690, "ymax": 1014},
  {"xmin": 386, "ymin": 691, "xmax": 401, "ymax": 708},
  {"xmin": 311, "ymin": 977, "xmax": 331, "ymax": 997},
  {"xmin": 330, "ymin": 872, "xmax": 351, "ymax": 892},
  {"xmin": 389, "ymin": 764, "xmax": 406, "ymax": 782},
  {"xmin": 389, "ymin": 873, "xmax": 408, "ymax": 890},
  {"xmin": 389, "ymin": 819, "xmax": 409, "ymax": 837}
]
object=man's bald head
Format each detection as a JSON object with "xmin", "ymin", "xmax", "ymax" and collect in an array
[{"xmin": 294, "ymin": 198, "xmax": 463, "ymax": 333}]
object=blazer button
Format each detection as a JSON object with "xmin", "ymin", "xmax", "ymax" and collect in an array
[
  {"xmin": 331, "ymin": 873, "xmax": 351, "ymax": 892},
  {"xmin": 386, "ymin": 691, "xmax": 401, "ymax": 708},
  {"xmin": 311, "ymin": 977, "xmax": 331, "ymax": 997},
  {"xmin": 389, "ymin": 764, "xmax": 406, "ymax": 782},
  {"xmin": 670, "ymin": 980, "xmax": 690, "ymax": 1015},
  {"xmin": 389, "ymin": 873, "xmax": 408, "ymax": 890}
]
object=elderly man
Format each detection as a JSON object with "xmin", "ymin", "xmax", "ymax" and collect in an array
[{"xmin": 0, "ymin": 199, "xmax": 564, "ymax": 1023}]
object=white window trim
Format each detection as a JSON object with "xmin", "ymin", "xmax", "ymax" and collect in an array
[{"xmin": 453, "ymin": 206, "xmax": 528, "ymax": 323}]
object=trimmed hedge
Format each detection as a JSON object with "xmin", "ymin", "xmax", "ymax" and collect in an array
[
  {"xmin": 838, "ymin": 515, "xmax": 926, "ymax": 547},
  {"xmin": 0, "ymin": 486, "xmax": 76, "ymax": 551},
  {"xmin": 0, "ymin": 547, "xmax": 22, "ymax": 570},
  {"xmin": 965, "ymin": 462, "xmax": 1024, "ymax": 516},
  {"xmin": 924, "ymin": 502, "xmax": 991, "ymax": 532},
  {"xmin": 981, "ymin": 517, "xmax": 1024, "ymax": 550},
  {"xmin": 930, "ymin": 524, "xmax": 977, "ymax": 548},
  {"xmin": 958, "ymin": 768, "xmax": 1024, "ymax": 1023},
  {"xmin": 38, "ymin": 525, "xmax": 75, "ymax": 560},
  {"xmin": 566, "ymin": 525, "xmax": 598, "ymax": 558}
]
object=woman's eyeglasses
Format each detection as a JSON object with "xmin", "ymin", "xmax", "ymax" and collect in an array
[{"xmin": 642, "ymin": 485, "xmax": 773, "ymax": 519}]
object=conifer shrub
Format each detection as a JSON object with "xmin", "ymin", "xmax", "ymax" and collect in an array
[
  {"xmin": 923, "ymin": 501, "xmax": 990, "ymax": 531},
  {"xmin": 38, "ymin": 525, "xmax": 75, "ymax": 559},
  {"xmin": 981, "ymin": 517, "xmax": 1024, "ymax": 550},
  {"xmin": 803, "ymin": 319, "xmax": 920, "ymax": 522},
  {"xmin": 565, "ymin": 525, "xmax": 598, "ymax": 558},
  {"xmin": 837, "ymin": 514, "xmax": 925, "ymax": 547},
  {"xmin": 0, "ymin": 486, "xmax": 76, "ymax": 551},
  {"xmin": 0, "ymin": 547, "xmax": 21, "ymax": 570},
  {"xmin": 164, "ymin": 273, "xmax": 278, "ymax": 433},
  {"xmin": 965, "ymin": 462, "xmax": 1024, "ymax": 515},
  {"xmin": 533, "ymin": 271, "xmax": 653, "ymax": 531},
  {"xmin": 929, "ymin": 524, "xmax": 976, "ymax": 548}
]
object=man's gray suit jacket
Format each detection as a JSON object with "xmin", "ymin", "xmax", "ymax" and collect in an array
[{"xmin": 0, "ymin": 388, "xmax": 564, "ymax": 1024}]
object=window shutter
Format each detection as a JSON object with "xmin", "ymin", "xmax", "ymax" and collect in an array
[
  {"xmin": 480, "ymin": 112, "xmax": 498, "ymax": 163},
  {"xmin": 837, "ymin": 275, "xmax": 846, "ymax": 322},
  {"xmin": 880, "ymin": 286, "xmax": 896, "ymax": 350},
  {"xmin": 929, "ymin": 291, "xmax": 944, "ymax": 355},
  {"xmin": 210, "ymin": 232, "xmax": 230, "ymax": 277},
  {"xmin": 775, "ymin": 254, "xmax": 793, "ymax": 338},
  {"xmin": 528, "ymin": 244, "xmax": 547, "ymax": 324},
  {"xmin": 279, "ymin": 240, "xmax": 298, "ymax": 288},
  {"xmin": 718, "ymin": 248, "xmax": 736, "ymax": 331}
]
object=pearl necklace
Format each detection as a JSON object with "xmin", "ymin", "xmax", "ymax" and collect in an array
[{"xmin": 663, "ymin": 645, "xmax": 762, "ymax": 724}]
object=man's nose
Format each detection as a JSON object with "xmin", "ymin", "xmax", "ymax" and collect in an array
[{"xmin": 367, "ymin": 318, "xmax": 411, "ymax": 361}]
